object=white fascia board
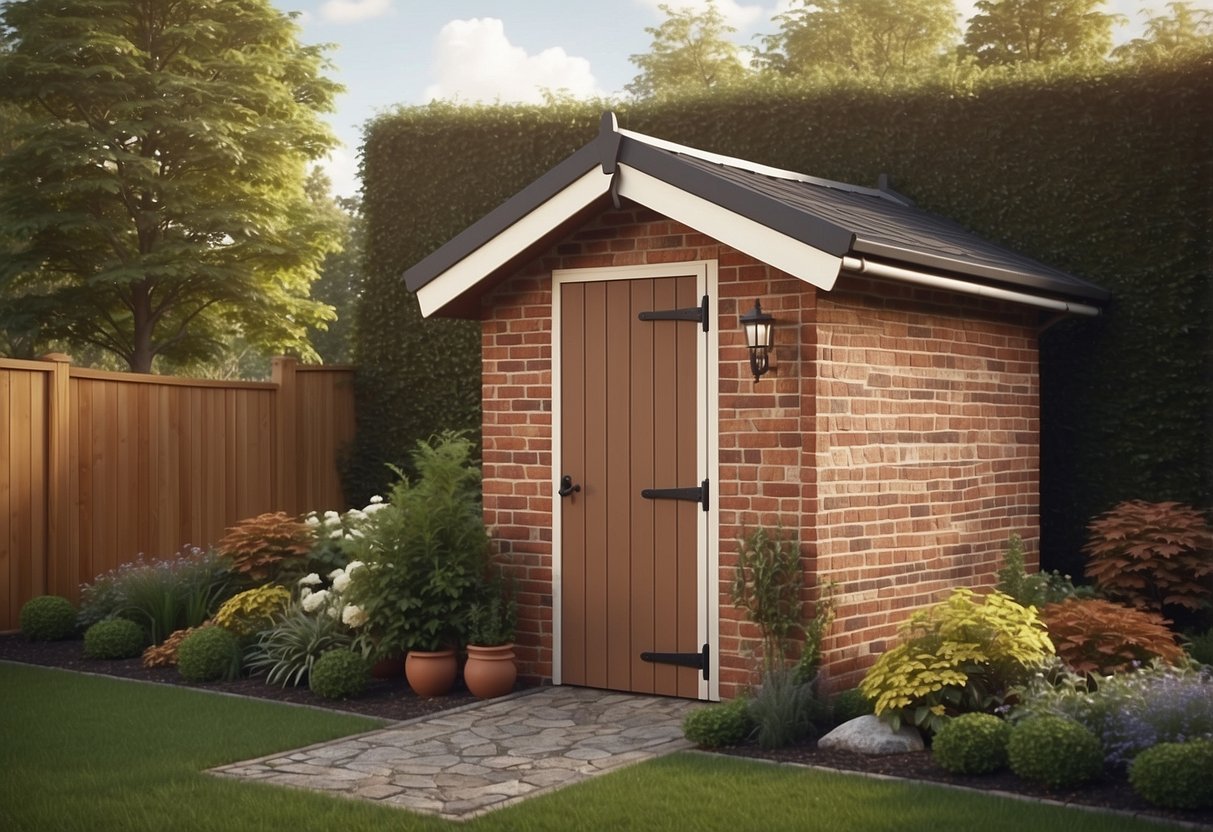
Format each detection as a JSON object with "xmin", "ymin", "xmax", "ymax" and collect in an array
[
  {"xmin": 616, "ymin": 165, "xmax": 842, "ymax": 291},
  {"xmin": 415, "ymin": 167, "xmax": 613, "ymax": 317}
]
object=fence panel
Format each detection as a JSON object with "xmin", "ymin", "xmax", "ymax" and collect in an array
[
  {"xmin": 0, "ymin": 356, "xmax": 355, "ymax": 630},
  {"xmin": 0, "ymin": 359, "xmax": 50, "ymax": 633}
]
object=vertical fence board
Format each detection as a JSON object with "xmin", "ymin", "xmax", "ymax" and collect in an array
[
  {"xmin": 0, "ymin": 358, "xmax": 354, "ymax": 627},
  {"xmin": 0, "ymin": 370, "xmax": 12, "ymax": 629}
]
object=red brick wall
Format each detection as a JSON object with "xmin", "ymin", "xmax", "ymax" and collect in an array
[
  {"xmin": 812, "ymin": 276, "xmax": 1041, "ymax": 692},
  {"xmin": 480, "ymin": 204, "xmax": 1041, "ymax": 699}
]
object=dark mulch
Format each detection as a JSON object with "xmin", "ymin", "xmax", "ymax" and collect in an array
[
  {"xmin": 2, "ymin": 635, "xmax": 1209, "ymax": 828},
  {"xmin": 0, "ymin": 633, "xmax": 477, "ymax": 722}
]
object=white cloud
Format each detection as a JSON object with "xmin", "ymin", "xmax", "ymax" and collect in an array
[
  {"xmin": 633, "ymin": 0, "xmax": 767, "ymax": 30},
  {"xmin": 318, "ymin": 146, "xmax": 359, "ymax": 199},
  {"xmin": 320, "ymin": 0, "xmax": 392, "ymax": 24},
  {"xmin": 423, "ymin": 18, "xmax": 601, "ymax": 104}
]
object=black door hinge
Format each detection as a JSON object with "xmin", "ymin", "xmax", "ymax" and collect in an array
[
  {"xmin": 641, "ymin": 478, "xmax": 709, "ymax": 512},
  {"xmin": 640, "ymin": 643, "xmax": 711, "ymax": 681},
  {"xmin": 638, "ymin": 295, "xmax": 709, "ymax": 332}
]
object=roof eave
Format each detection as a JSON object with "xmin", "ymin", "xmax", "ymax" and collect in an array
[
  {"xmin": 403, "ymin": 137, "xmax": 614, "ymax": 297},
  {"xmin": 851, "ymin": 238, "xmax": 1111, "ymax": 303}
]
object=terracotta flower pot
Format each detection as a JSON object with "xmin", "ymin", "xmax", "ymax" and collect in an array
[
  {"xmin": 404, "ymin": 648, "xmax": 458, "ymax": 698},
  {"xmin": 464, "ymin": 643, "xmax": 517, "ymax": 699}
]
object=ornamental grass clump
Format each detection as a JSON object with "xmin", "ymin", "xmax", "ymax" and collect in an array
[
  {"xmin": 77, "ymin": 547, "xmax": 234, "ymax": 644},
  {"xmin": 245, "ymin": 604, "xmax": 354, "ymax": 687},
  {"xmin": 83, "ymin": 618, "xmax": 145, "ymax": 659},
  {"xmin": 859, "ymin": 588, "xmax": 1054, "ymax": 733},
  {"xmin": 748, "ymin": 668, "xmax": 828, "ymax": 750},
  {"xmin": 19, "ymin": 595, "xmax": 76, "ymax": 641}
]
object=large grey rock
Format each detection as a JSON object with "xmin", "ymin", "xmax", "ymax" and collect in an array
[{"xmin": 818, "ymin": 715, "xmax": 924, "ymax": 756}]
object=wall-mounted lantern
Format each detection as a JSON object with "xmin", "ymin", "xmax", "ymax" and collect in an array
[{"xmin": 739, "ymin": 299, "xmax": 775, "ymax": 383}]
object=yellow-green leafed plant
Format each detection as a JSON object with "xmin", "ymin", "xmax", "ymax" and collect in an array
[
  {"xmin": 213, "ymin": 585, "xmax": 292, "ymax": 637},
  {"xmin": 859, "ymin": 589, "xmax": 1054, "ymax": 733}
]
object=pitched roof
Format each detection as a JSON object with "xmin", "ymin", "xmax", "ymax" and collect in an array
[{"xmin": 404, "ymin": 113, "xmax": 1108, "ymax": 318}]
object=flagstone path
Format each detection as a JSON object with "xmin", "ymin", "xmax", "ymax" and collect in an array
[{"xmin": 211, "ymin": 685, "xmax": 701, "ymax": 820}]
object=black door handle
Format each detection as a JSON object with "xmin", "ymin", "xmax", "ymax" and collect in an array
[{"xmin": 558, "ymin": 474, "xmax": 581, "ymax": 498}]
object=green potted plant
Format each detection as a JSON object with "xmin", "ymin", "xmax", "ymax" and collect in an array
[
  {"xmin": 463, "ymin": 573, "xmax": 518, "ymax": 699},
  {"xmin": 345, "ymin": 432, "xmax": 491, "ymax": 697}
]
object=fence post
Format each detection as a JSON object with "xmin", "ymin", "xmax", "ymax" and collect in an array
[
  {"xmin": 272, "ymin": 356, "xmax": 298, "ymax": 517},
  {"xmin": 41, "ymin": 353, "xmax": 73, "ymax": 599}
]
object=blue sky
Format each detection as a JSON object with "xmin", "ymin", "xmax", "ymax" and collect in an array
[{"xmin": 277, "ymin": 0, "xmax": 1193, "ymax": 197}]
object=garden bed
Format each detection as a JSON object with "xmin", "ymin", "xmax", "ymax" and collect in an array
[
  {"xmin": 0, "ymin": 633, "xmax": 476, "ymax": 721},
  {"xmin": 1, "ymin": 634, "xmax": 1209, "ymax": 828}
]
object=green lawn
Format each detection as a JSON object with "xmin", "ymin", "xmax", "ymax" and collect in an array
[{"xmin": 0, "ymin": 663, "xmax": 1182, "ymax": 831}]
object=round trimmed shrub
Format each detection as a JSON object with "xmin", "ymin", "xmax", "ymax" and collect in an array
[
  {"xmin": 177, "ymin": 626, "xmax": 241, "ymax": 682},
  {"xmin": 1129, "ymin": 741, "xmax": 1213, "ymax": 810},
  {"xmin": 1008, "ymin": 716, "xmax": 1103, "ymax": 789},
  {"xmin": 831, "ymin": 688, "xmax": 874, "ymax": 725},
  {"xmin": 308, "ymin": 649, "xmax": 371, "ymax": 700},
  {"xmin": 83, "ymin": 618, "xmax": 145, "ymax": 659},
  {"xmin": 933, "ymin": 713, "xmax": 1011, "ymax": 775},
  {"xmin": 19, "ymin": 595, "xmax": 76, "ymax": 641},
  {"xmin": 683, "ymin": 697, "xmax": 753, "ymax": 748}
]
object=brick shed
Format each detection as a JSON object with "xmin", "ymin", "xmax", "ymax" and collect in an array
[{"xmin": 403, "ymin": 114, "xmax": 1108, "ymax": 701}]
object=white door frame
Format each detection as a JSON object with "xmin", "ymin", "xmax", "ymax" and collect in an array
[{"xmin": 550, "ymin": 260, "xmax": 720, "ymax": 701}]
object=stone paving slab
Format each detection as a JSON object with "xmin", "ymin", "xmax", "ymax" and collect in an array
[{"xmin": 211, "ymin": 686, "xmax": 701, "ymax": 821}]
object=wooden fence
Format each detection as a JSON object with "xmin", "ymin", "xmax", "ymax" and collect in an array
[{"xmin": 0, "ymin": 355, "xmax": 356, "ymax": 630}]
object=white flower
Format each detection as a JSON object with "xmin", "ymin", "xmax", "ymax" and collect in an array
[
  {"xmin": 369, "ymin": 495, "xmax": 383, "ymax": 504},
  {"xmin": 342, "ymin": 604, "xmax": 368, "ymax": 628},
  {"xmin": 363, "ymin": 502, "xmax": 387, "ymax": 515},
  {"xmin": 301, "ymin": 589, "xmax": 329, "ymax": 613},
  {"xmin": 300, "ymin": 587, "xmax": 312, "ymax": 601},
  {"xmin": 298, "ymin": 573, "xmax": 322, "ymax": 586},
  {"xmin": 332, "ymin": 572, "xmax": 351, "ymax": 593},
  {"xmin": 328, "ymin": 568, "xmax": 344, "ymax": 581},
  {"xmin": 345, "ymin": 561, "xmax": 364, "ymax": 574},
  {"xmin": 349, "ymin": 529, "xmax": 365, "ymax": 539},
  {"xmin": 329, "ymin": 528, "xmax": 343, "ymax": 540},
  {"xmin": 304, "ymin": 515, "xmax": 320, "ymax": 527},
  {"xmin": 323, "ymin": 510, "xmax": 340, "ymax": 520}
]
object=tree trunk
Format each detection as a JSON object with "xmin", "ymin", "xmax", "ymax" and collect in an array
[{"xmin": 129, "ymin": 282, "xmax": 155, "ymax": 373}]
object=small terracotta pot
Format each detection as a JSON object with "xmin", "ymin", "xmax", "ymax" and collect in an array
[
  {"xmin": 464, "ymin": 644, "xmax": 517, "ymax": 699},
  {"xmin": 404, "ymin": 648, "xmax": 458, "ymax": 698}
]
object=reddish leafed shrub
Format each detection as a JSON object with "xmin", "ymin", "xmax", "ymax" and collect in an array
[
  {"xmin": 1042, "ymin": 597, "xmax": 1185, "ymax": 675},
  {"xmin": 1084, "ymin": 500, "xmax": 1213, "ymax": 611},
  {"xmin": 216, "ymin": 512, "xmax": 314, "ymax": 583}
]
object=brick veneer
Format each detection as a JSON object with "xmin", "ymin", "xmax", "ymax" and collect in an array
[{"xmin": 480, "ymin": 203, "xmax": 1040, "ymax": 700}]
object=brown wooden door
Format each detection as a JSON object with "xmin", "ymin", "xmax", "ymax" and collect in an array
[{"xmin": 559, "ymin": 275, "xmax": 702, "ymax": 698}]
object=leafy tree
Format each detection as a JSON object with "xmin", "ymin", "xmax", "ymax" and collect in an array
[
  {"xmin": 758, "ymin": 0, "xmax": 959, "ymax": 81},
  {"xmin": 962, "ymin": 0, "xmax": 1121, "ymax": 65},
  {"xmin": 1114, "ymin": 1, "xmax": 1213, "ymax": 63},
  {"xmin": 305, "ymin": 172, "xmax": 361, "ymax": 363},
  {"xmin": 0, "ymin": 0, "xmax": 342, "ymax": 373},
  {"xmin": 627, "ymin": 2, "xmax": 748, "ymax": 98}
]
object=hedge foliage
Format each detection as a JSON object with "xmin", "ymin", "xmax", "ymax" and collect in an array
[{"xmin": 357, "ymin": 58, "xmax": 1212, "ymax": 567}]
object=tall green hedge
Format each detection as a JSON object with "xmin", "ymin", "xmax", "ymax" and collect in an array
[{"xmin": 356, "ymin": 58, "xmax": 1212, "ymax": 574}]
